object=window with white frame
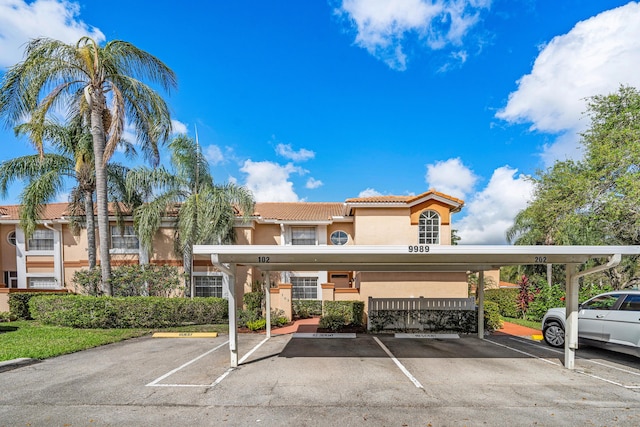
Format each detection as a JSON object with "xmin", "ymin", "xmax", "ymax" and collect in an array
[
  {"xmin": 291, "ymin": 227, "xmax": 316, "ymax": 245},
  {"xmin": 330, "ymin": 230, "xmax": 348, "ymax": 245},
  {"xmin": 110, "ymin": 225, "xmax": 139, "ymax": 250},
  {"xmin": 194, "ymin": 275, "xmax": 223, "ymax": 297},
  {"xmin": 7, "ymin": 231, "xmax": 16, "ymax": 246},
  {"xmin": 291, "ymin": 276, "xmax": 318, "ymax": 299},
  {"xmin": 27, "ymin": 229, "xmax": 54, "ymax": 251},
  {"xmin": 28, "ymin": 277, "xmax": 57, "ymax": 289},
  {"xmin": 418, "ymin": 210, "xmax": 440, "ymax": 244}
]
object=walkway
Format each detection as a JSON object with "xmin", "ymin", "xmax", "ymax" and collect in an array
[{"xmin": 270, "ymin": 318, "xmax": 542, "ymax": 339}]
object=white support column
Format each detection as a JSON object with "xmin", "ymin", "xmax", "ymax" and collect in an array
[
  {"xmin": 564, "ymin": 264, "xmax": 579, "ymax": 369},
  {"xmin": 225, "ymin": 264, "xmax": 239, "ymax": 368},
  {"xmin": 15, "ymin": 227, "xmax": 26, "ymax": 288},
  {"xmin": 477, "ymin": 270, "xmax": 485, "ymax": 339},
  {"xmin": 265, "ymin": 273, "xmax": 271, "ymax": 338}
]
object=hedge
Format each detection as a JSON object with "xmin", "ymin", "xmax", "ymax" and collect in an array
[
  {"xmin": 483, "ymin": 300, "xmax": 503, "ymax": 331},
  {"xmin": 293, "ymin": 299, "xmax": 322, "ymax": 318},
  {"xmin": 320, "ymin": 300, "xmax": 364, "ymax": 330},
  {"xmin": 28, "ymin": 295, "xmax": 228, "ymax": 328},
  {"xmin": 9, "ymin": 292, "xmax": 70, "ymax": 320},
  {"xmin": 484, "ymin": 288, "xmax": 519, "ymax": 318}
]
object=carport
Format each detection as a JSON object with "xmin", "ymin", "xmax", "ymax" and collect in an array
[{"xmin": 192, "ymin": 244, "xmax": 640, "ymax": 370}]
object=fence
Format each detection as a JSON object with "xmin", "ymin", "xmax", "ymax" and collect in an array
[{"xmin": 367, "ymin": 297, "xmax": 477, "ymax": 332}]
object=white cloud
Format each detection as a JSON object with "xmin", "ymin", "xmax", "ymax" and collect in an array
[
  {"xmin": 306, "ymin": 177, "xmax": 323, "ymax": 189},
  {"xmin": 240, "ymin": 160, "xmax": 304, "ymax": 202},
  {"xmin": 335, "ymin": 0, "xmax": 490, "ymax": 70},
  {"xmin": 455, "ymin": 166, "xmax": 534, "ymax": 244},
  {"xmin": 171, "ymin": 119, "xmax": 188, "ymax": 135},
  {"xmin": 204, "ymin": 145, "xmax": 225, "ymax": 166},
  {"xmin": 358, "ymin": 188, "xmax": 383, "ymax": 197},
  {"xmin": 425, "ymin": 157, "xmax": 477, "ymax": 200},
  {"xmin": 275, "ymin": 143, "xmax": 315, "ymax": 162},
  {"xmin": 496, "ymin": 2, "xmax": 640, "ymax": 166},
  {"xmin": 0, "ymin": 0, "xmax": 105, "ymax": 68}
]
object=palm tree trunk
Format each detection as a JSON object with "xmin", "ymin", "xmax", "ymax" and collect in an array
[
  {"xmin": 183, "ymin": 249, "xmax": 193, "ymax": 298},
  {"xmin": 84, "ymin": 191, "xmax": 97, "ymax": 269},
  {"xmin": 89, "ymin": 95, "xmax": 112, "ymax": 296}
]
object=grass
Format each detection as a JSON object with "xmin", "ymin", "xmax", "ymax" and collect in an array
[
  {"xmin": 0, "ymin": 321, "xmax": 228, "ymax": 362},
  {"xmin": 503, "ymin": 317, "xmax": 542, "ymax": 330}
]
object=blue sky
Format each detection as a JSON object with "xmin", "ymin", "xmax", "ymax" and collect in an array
[{"xmin": 1, "ymin": 0, "xmax": 640, "ymax": 244}]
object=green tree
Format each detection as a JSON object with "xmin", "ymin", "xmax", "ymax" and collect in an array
[
  {"xmin": 127, "ymin": 135, "xmax": 255, "ymax": 295},
  {"xmin": 0, "ymin": 37, "xmax": 176, "ymax": 295},
  {"xmin": 506, "ymin": 85, "xmax": 640, "ymax": 289}
]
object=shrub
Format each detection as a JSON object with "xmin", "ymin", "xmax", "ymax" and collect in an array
[
  {"xmin": 322, "ymin": 300, "xmax": 364, "ymax": 327},
  {"xmin": 9, "ymin": 291, "xmax": 70, "ymax": 320},
  {"xmin": 28, "ymin": 295, "xmax": 227, "ymax": 328},
  {"xmin": 485, "ymin": 288, "xmax": 519, "ymax": 318},
  {"xmin": 243, "ymin": 291, "xmax": 264, "ymax": 314},
  {"xmin": 247, "ymin": 318, "xmax": 267, "ymax": 331},
  {"xmin": 237, "ymin": 308, "xmax": 261, "ymax": 328},
  {"xmin": 270, "ymin": 308, "xmax": 289, "ymax": 326},
  {"xmin": 0, "ymin": 311, "xmax": 17, "ymax": 322},
  {"xmin": 526, "ymin": 284, "xmax": 565, "ymax": 322},
  {"xmin": 483, "ymin": 301, "xmax": 502, "ymax": 331},
  {"xmin": 73, "ymin": 265, "xmax": 183, "ymax": 297},
  {"xmin": 293, "ymin": 300, "xmax": 322, "ymax": 318},
  {"xmin": 319, "ymin": 314, "xmax": 347, "ymax": 331}
]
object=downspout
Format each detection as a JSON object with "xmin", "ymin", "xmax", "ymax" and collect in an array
[{"xmin": 43, "ymin": 222, "xmax": 63, "ymax": 289}]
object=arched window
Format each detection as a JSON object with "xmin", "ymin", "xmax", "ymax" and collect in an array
[{"xmin": 419, "ymin": 210, "xmax": 440, "ymax": 244}]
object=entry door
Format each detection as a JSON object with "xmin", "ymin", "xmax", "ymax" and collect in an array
[{"xmin": 578, "ymin": 294, "xmax": 622, "ymax": 342}]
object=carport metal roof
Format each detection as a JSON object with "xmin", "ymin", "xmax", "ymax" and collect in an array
[
  {"xmin": 194, "ymin": 244, "xmax": 640, "ymax": 272},
  {"xmin": 192, "ymin": 244, "xmax": 640, "ymax": 370}
]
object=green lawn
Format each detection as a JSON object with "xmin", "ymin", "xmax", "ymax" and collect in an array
[
  {"xmin": 0, "ymin": 321, "xmax": 228, "ymax": 362},
  {"xmin": 503, "ymin": 317, "xmax": 542, "ymax": 330}
]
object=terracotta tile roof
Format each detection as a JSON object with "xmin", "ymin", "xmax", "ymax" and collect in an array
[
  {"xmin": 254, "ymin": 202, "xmax": 345, "ymax": 221},
  {"xmin": 0, "ymin": 203, "xmax": 70, "ymax": 220},
  {"xmin": 346, "ymin": 190, "xmax": 464, "ymax": 206}
]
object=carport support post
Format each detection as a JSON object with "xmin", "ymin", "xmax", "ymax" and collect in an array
[
  {"xmin": 564, "ymin": 264, "xmax": 579, "ymax": 369},
  {"xmin": 477, "ymin": 270, "xmax": 484, "ymax": 339},
  {"xmin": 226, "ymin": 264, "xmax": 239, "ymax": 368},
  {"xmin": 265, "ymin": 273, "xmax": 271, "ymax": 338}
]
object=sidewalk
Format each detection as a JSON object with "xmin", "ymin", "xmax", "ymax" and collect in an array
[
  {"xmin": 270, "ymin": 317, "xmax": 320, "ymax": 335},
  {"xmin": 270, "ymin": 318, "xmax": 543, "ymax": 340},
  {"xmin": 494, "ymin": 321, "xmax": 543, "ymax": 340}
]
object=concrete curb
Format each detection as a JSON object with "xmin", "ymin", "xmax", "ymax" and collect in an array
[{"xmin": 0, "ymin": 358, "xmax": 39, "ymax": 373}]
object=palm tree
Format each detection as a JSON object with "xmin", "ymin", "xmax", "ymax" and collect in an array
[
  {"xmin": 0, "ymin": 117, "xmax": 137, "ymax": 270},
  {"xmin": 127, "ymin": 134, "xmax": 255, "ymax": 295},
  {"xmin": 0, "ymin": 37, "xmax": 176, "ymax": 295}
]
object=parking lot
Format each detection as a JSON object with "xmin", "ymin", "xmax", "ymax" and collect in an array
[{"xmin": 1, "ymin": 332, "xmax": 639, "ymax": 426}]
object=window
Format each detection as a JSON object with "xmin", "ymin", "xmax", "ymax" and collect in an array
[
  {"xmin": 7, "ymin": 231, "xmax": 16, "ymax": 246},
  {"xmin": 330, "ymin": 230, "xmax": 348, "ymax": 245},
  {"xmin": 28, "ymin": 277, "xmax": 57, "ymax": 289},
  {"xmin": 291, "ymin": 276, "xmax": 318, "ymax": 299},
  {"xmin": 194, "ymin": 275, "xmax": 223, "ymax": 297},
  {"xmin": 581, "ymin": 294, "xmax": 621, "ymax": 310},
  {"xmin": 111, "ymin": 226, "xmax": 139, "ymax": 250},
  {"xmin": 3, "ymin": 271, "xmax": 17, "ymax": 288},
  {"xmin": 27, "ymin": 229, "xmax": 54, "ymax": 251},
  {"xmin": 291, "ymin": 227, "xmax": 316, "ymax": 245},
  {"xmin": 619, "ymin": 294, "xmax": 640, "ymax": 311},
  {"xmin": 418, "ymin": 210, "xmax": 440, "ymax": 244}
]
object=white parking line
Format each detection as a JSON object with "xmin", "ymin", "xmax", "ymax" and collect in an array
[
  {"xmin": 146, "ymin": 340, "xmax": 229, "ymax": 387},
  {"xmin": 373, "ymin": 336, "xmax": 424, "ymax": 389},
  {"xmin": 489, "ymin": 337, "xmax": 640, "ymax": 390},
  {"xmin": 147, "ymin": 337, "xmax": 274, "ymax": 388}
]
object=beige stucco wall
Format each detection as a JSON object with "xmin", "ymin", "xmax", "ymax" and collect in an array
[
  {"xmin": 253, "ymin": 224, "xmax": 280, "ymax": 245},
  {"xmin": 357, "ymin": 271, "xmax": 468, "ymax": 312},
  {"xmin": 353, "ymin": 208, "xmax": 414, "ymax": 245}
]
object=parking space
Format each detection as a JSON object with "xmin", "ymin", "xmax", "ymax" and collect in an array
[{"xmin": 1, "ymin": 333, "xmax": 639, "ymax": 426}]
